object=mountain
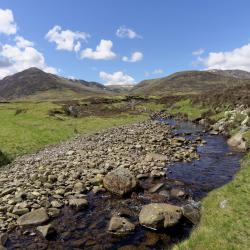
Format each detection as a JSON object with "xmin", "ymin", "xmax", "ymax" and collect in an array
[
  {"xmin": 0, "ymin": 68, "xmax": 110, "ymax": 100},
  {"xmin": 131, "ymin": 70, "xmax": 250, "ymax": 95},
  {"xmin": 207, "ymin": 69, "xmax": 250, "ymax": 79}
]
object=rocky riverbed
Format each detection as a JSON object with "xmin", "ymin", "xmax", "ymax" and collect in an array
[{"xmin": 0, "ymin": 120, "xmax": 243, "ymax": 249}]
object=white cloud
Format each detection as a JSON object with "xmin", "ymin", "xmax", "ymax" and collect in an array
[
  {"xmin": 0, "ymin": 9, "xmax": 17, "ymax": 35},
  {"xmin": 145, "ymin": 68, "xmax": 164, "ymax": 76},
  {"xmin": 99, "ymin": 71, "xmax": 136, "ymax": 85},
  {"xmin": 116, "ymin": 26, "xmax": 142, "ymax": 39},
  {"xmin": 201, "ymin": 43, "xmax": 250, "ymax": 71},
  {"xmin": 81, "ymin": 39, "xmax": 116, "ymax": 60},
  {"xmin": 0, "ymin": 39, "xmax": 57, "ymax": 79},
  {"xmin": 45, "ymin": 25, "xmax": 90, "ymax": 52},
  {"xmin": 122, "ymin": 51, "xmax": 143, "ymax": 62},
  {"xmin": 192, "ymin": 48, "xmax": 205, "ymax": 56},
  {"xmin": 153, "ymin": 69, "xmax": 164, "ymax": 74},
  {"xmin": 15, "ymin": 36, "xmax": 34, "ymax": 48}
]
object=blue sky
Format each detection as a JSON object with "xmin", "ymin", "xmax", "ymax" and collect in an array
[{"xmin": 1, "ymin": 0, "xmax": 250, "ymax": 85}]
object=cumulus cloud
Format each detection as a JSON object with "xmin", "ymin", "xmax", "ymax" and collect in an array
[
  {"xmin": 201, "ymin": 43, "xmax": 250, "ymax": 71},
  {"xmin": 81, "ymin": 39, "xmax": 116, "ymax": 60},
  {"xmin": 116, "ymin": 26, "xmax": 142, "ymax": 39},
  {"xmin": 45, "ymin": 25, "xmax": 90, "ymax": 52},
  {"xmin": 192, "ymin": 48, "xmax": 205, "ymax": 56},
  {"xmin": 15, "ymin": 36, "xmax": 34, "ymax": 48},
  {"xmin": 122, "ymin": 51, "xmax": 143, "ymax": 62},
  {"xmin": 99, "ymin": 71, "xmax": 136, "ymax": 85},
  {"xmin": 0, "ymin": 39, "xmax": 57, "ymax": 79},
  {"xmin": 0, "ymin": 9, "xmax": 17, "ymax": 35}
]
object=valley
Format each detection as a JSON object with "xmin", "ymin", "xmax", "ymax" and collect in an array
[{"xmin": 0, "ymin": 68, "xmax": 249, "ymax": 250}]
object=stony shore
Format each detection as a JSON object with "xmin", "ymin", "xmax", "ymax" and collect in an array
[{"xmin": 0, "ymin": 120, "xmax": 204, "ymax": 246}]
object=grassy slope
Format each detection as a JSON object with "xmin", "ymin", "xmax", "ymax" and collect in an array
[
  {"xmin": 175, "ymin": 153, "xmax": 250, "ymax": 250},
  {"xmin": 0, "ymin": 102, "xmax": 147, "ymax": 160},
  {"xmin": 168, "ymin": 99, "xmax": 209, "ymax": 120}
]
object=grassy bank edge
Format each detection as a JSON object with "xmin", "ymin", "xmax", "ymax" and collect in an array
[
  {"xmin": 174, "ymin": 152, "xmax": 250, "ymax": 250},
  {"xmin": 169, "ymin": 99, "xmax": 250, "ymax": 249}
]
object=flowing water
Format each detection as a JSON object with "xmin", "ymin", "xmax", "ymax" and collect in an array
[{"xmin": 5, "ymin": 120, "xmax": 243, "ymax": 250}]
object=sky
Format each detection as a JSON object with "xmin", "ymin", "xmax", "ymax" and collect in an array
[{"xmin": 1, "ymin": 0, "xmax": 250, "ymax": 85}]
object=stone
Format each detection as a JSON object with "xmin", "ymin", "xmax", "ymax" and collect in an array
[
  {"xmin": 73, "ymin": 182, "xmax": 85, "ymax": 193},
  {"xmin": 37, "ymin": 224, "xmax": 56, "ymax": 238},
  {"xmin": 145, "ymin": 153, "xmax": 167, "ymax": 162},
  {"xmin": 108, "ymin": 216, "xmax": 135, "ymax": 235},
  {"xmin": 48, "ymin": 175, "xmax": 57, "ymax": 183},
  {"xmin": 12, "ymin": 207, "xmax": 29, "ymax": 216},
  {"xmin": 227, "ymin": 132, "xmax": 247, "ymax": 151},
  {"xmin": 182, "ymin": 202, "xmax": 201, "ymax": 224},
  {"xmin": 55, "ymin": 189, "xmax": 65, "ymax": 196},
  {"xmin": 47, "ymin": 208, "xmax": 60, "ymax": 218},
  {"xmin": 0, "ymin": 233, "xmax": 8, "ymax": 246},
  {"xmin": 139, "ymin": 203, "xmax": 182, "ymax": 230},
  {"xmin": 51, "ymin": 200, "xmax": 63, "ymax": 208},
  {"xmin": 136, "ymin": 173, "xmax": 149, "ymax": 179},
  {"xmin": 0, "ymin": 188, "xmax": 16, "ymax": 198},
  {"xmin": 148, "ymin": 183, "xmax": 164, "ymax": 193},
  {"xmin": 158, "ymin": 190, "xmax": 170, "ymax": 198},
  {"xmin": 17, "ymin": 208, "xmax": 49, "ymax": 226},
  {"xmin": 170, "ymin": 188, "xmax": 185, "ymax": 198},
  {"xmin": 103, "ymin": 167, "xmax": 137, "ymax": 196},
  {"xmin": 69, "ymin": 198, "xmax": 88, "ymax": 210}
]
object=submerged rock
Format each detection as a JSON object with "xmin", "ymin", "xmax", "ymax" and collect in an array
[
  {"xmin": 17, "ymin": 208, "xmax": 49, "ymax": 226},
  {"xmin": 37, "ymin": 224, "xmax": 56, "ymax": 238},
  {"xmin": 139, "ymin": 203, "xmax": 182, "ymax": 230},
  {"xmin": 108, "ymin": 215, "xmax": 135, "ymax": 235},
  {"xmin": 103, "ymin": 168, "xmax": 137, "ymax": 196},
  {"xmin": 182, "ymin": 202, "xmax": 201, "ymax": 225},
  {"xmin": 69, "ymin": 198, "xmax": 88, "ymax": 210}
]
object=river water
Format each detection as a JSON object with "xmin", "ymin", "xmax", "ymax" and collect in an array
[{"xmin": 5, "ymin": 120, "xmax": 243, "ymax": 250}]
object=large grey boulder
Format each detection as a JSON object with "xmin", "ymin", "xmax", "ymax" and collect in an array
[
  {"xmin": 103, "ymin": 168, "xmax": 137, "ymax": 196},
  {"xmin": 139, "ymin": 203, "xmax": 182, "ymax": 230},
  {"xmin": 17, "ymin": 208, "xmax": 49, "ymax": 226}
]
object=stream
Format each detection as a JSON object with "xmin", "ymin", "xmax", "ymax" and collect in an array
[{"xmin": 5, "ymin": 120, "xmax": 243, "ymax": 250}]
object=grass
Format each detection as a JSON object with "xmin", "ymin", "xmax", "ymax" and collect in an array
[
  {"xmin": 168, "ymin": 99, "xmax": 209, "ymax": 120},
  {"xmin": 175, "ymin": 153, "xmax": 250, "ymax": 250},
  {"xmin": 136, "ymin": 102, "xmax": 166, "ymax": 112},
  {"xmin": 0, "ymin": 101, "xmax": 147, "ymax": 162}
]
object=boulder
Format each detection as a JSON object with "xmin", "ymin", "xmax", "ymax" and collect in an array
[
  {"xmin": 103, "ymin": 168, "xmax": 137, "ymax": 196},
  {"xmin": 108, "ymin": 216, "xmax": 135, "ymax": 235},
  {"xmin": 227, "ymin": 131, "xmax": 247, "ymax": 151},
  {"xmin": 139, "ymin": 203, "xmax": 182, "ymax": 230},
  {"xmin": 17, "ymin": 208, "xmax": 49, "ymax": 226}
]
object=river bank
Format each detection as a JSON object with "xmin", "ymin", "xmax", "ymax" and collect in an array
[{"xmin": 0, "ymin": 119, "xmax": 244, "ymax": 249}]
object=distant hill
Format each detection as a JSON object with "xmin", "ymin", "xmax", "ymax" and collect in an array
[
  {"xmin": 206, "ymin": 69, "xmax": 250, "ymax": 79},
  {"xmin": 131, "ymin": 70, "xmax": 250, "ymax": 96},
  {"xmin": 0, "ymin": 68, "xmax": 110, "ymax": 100}
]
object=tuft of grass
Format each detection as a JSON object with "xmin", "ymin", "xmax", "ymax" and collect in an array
[
  {"xmin": 174, "ymin": 152, "xmax": 250, "ymax": 250},
  {"xmin": 0, "ymin": 101, "xmax": 147, "ymax": 162},
  {"xmin": 168, "ymin": 99, "xmax": 209, "ymax": 120},
  {"xmin": 136, "ymin": 102, "xmax": 166, "ymax": 112}
]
